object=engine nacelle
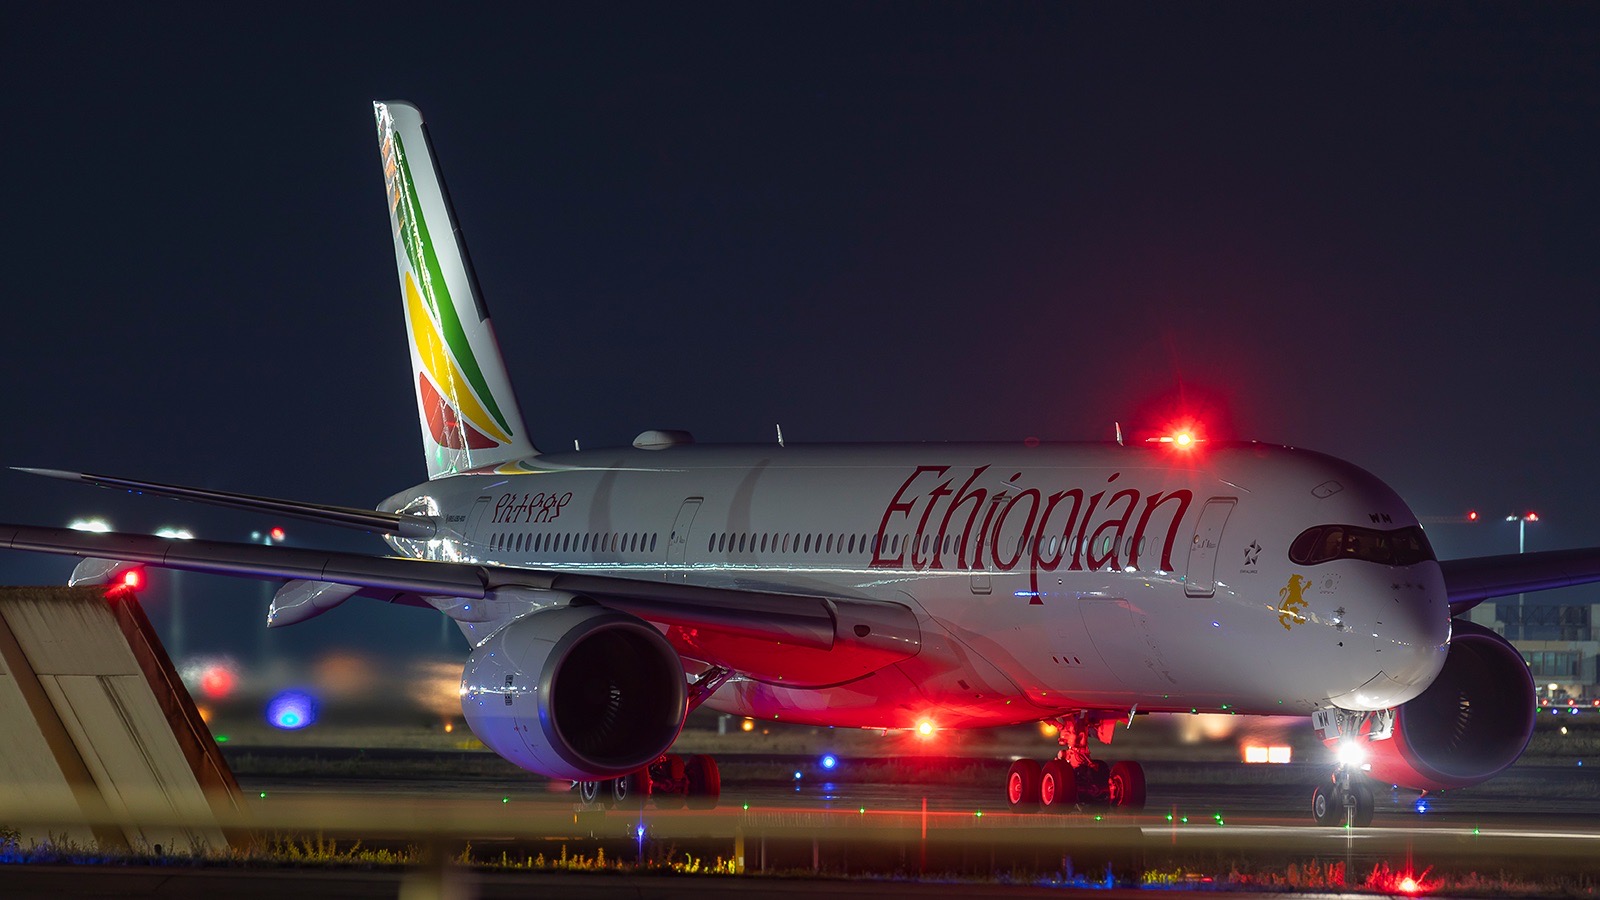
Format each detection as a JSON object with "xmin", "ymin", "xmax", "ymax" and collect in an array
[
  {"xmin": 460, "ymin": 603, "xmax": 687, "ymax": 781},
  {"xmin": 1358, "ymin": 620, "xmax": 1536, "ymax": 792}
]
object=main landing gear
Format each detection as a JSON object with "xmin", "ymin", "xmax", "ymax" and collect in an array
[
  {"xmin": 1006, "ymin": 712, "xmax": 1146, "ymax": 813},
  {"xmin": 577, "ymin": 753, "xmax": 721, "ymax": 810}
]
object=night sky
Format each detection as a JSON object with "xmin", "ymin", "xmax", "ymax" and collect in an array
[{"xmin": 4, "ymin": 5, "xmax": 1599, "ymax": 662}]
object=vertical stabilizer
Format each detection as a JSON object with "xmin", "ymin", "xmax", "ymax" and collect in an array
[{"xmin": 374, "ymin": 101, "xmax": 538, "ymax": 478}]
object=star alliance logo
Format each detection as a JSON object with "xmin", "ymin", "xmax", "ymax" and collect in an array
[{"xmin": 1243, "ymin": 540, "xmax": 1262, "ymax": 568}]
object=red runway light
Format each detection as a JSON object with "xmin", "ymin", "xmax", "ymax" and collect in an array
[
  {"xmin": 200, "ymin": 666, "xmax": 237, "ymax": 699},
  {"xmin": 269, "ymin": 527, "xmax": 287, "ymax": 542}
]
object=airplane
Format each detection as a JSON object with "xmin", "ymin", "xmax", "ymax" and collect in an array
[{"xmin": 5, "ymin": 100, "xmax": 1600, "ymax": 825}]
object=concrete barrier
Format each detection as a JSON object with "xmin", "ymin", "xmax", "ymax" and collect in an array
[{"xmin": 0, "ymin": 584, "xmax": 247, "ymax": 852}]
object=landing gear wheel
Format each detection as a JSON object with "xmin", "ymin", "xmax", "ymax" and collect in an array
[
  {"xmin": 1351, "ymin": 781, "xmax": 1374, "ymax": 828},
  {"xmin": 1039, "ymin": 759, "xmax": 1078, "ymax": 810},
  {"xmin": 610, "ymin": 769, "xmax": 651, "ymax": 808},
  {"xmin": 684, "ymin": 754, "xmax": 720, "ymax": 809},
  {"xmin": 577, "ymin": 780, "xmax": 602, "ymax": 808},
  {"xmin": 1107, "ymin": 760, "xmax": 1146, "ymax": 811},
  {"xmin": 1006, "ymin": 759, "xmax": 1042, "ymax": 811},
  {"xmin": 1311, "ymin": 784, "xmax": 1339, "ymax": 826}
]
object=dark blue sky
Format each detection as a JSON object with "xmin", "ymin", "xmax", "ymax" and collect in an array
[{"xmin": 4, "ymin": 4, "xmax": 1599, "ymax": 659}]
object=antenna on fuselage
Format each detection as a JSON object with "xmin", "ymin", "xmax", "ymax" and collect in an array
[
  {"xmin": 776, "ymin": 424, "xmax": 785, "ymax": 448},
  {"xmin": 1114, "ymin": 422, "xmax": 1124, "ymax": 446}
]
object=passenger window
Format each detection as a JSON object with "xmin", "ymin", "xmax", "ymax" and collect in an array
[{"xmin": 651, "ymin": 534, "xmax": 658, "ymax": 552}]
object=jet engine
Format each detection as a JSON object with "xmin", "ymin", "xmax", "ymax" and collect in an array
[
  {"xmin": 460, "ymin": 602, "xmax": 687, "ymax": 781},
  {"xmin": 1360, "ymin": 619, "xmax": 1536, "ymax": 792}
]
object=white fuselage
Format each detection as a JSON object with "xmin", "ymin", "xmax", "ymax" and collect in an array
[{"xmin": 382, "ymin": 442, "xmax": 1450, "ymax": 731}]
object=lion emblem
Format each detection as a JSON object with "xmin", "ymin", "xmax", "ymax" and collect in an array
[{"xmin": 1278, "ymin": 574, "xmax": 1311, "ymax": 631}]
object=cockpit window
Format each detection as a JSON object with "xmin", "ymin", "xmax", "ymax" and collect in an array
[{"xmin": 1288, "ymin": 524, "xmax": 1435, "ymax": 567}]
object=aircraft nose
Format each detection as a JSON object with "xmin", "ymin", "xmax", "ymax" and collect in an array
[
  {"xmin": 1377, "ymin": 570, "xmax": 1451, "ymax": 689},
  {"xmin": 1329, "ymin": 565, "xmax": 1451, "ymax": 710}
]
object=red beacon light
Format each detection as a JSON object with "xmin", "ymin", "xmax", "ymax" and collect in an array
[
  {"xmin": 120, "ymin": 569, "xmax": 144, "ymax": 591},
  {"xmin": 1146, "ymin": 426, "xmax": 1204, "ymax": 450},
  {"xmin": 1467, "ymin": 510, "xmax": 1479, "ymax": 522}
]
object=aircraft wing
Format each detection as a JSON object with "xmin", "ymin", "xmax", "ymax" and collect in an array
[
  {"xmin": 12, "ymin": 468, "xmax": 439, "ymax": 538},
  {"xmin": 1441, "ymin": 547, "xmax": 1600, "ymax": 616},
  {"xmin": 0, "ymin": 523, "xmax": 902, "ymax": 652}
]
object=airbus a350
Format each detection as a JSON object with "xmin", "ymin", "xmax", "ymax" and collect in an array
[{"xmin": 6, "ymin": 101, "xmax": 1598, "ymax": 824}]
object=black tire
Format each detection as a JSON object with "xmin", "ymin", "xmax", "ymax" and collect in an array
[
  {"xmin": 577, "ymin": 780, "xmax": 602, "ymax": 808},
  {"xmin": 1108, "ymin": 760, "xmax": 1146, "ymax": 811},
  {"xmin": 684, "ymin": 754, "xmax": 721, "ymax": 809},
  {"xmin": 1006, "ymin": 759, "xmax": 1042, "ymax": 811},
  {"xmin": 1040, "ymin": 759, "xmax": 1078, "ymax": 810},
  {"xmin": 1351, "ymin": 781, "xmax": 1375, "ymax": 827},
  {"xmin": 1311, "ymin": 784, "xmax": 1340, "ymax": 826},
  {"xmin": 611, "ymin": 769, "xmax": 651, "ymax": 808}
]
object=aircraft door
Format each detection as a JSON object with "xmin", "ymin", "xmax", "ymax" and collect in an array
[
  {"xmin": 463, "ymin": 496, "xmax": 492, "ymax": 540},
  {"xmin": 667, "ymin": 498, "xmax": 703, "ymax": 576},
  {"xmin": 1183, "ymin": 497, "xmax": 1237, "ymax": 598}
]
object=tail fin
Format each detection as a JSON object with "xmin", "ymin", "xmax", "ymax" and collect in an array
[{"xmin": 373, "ymin": 100, "xmax": 538, "ymax": 478}]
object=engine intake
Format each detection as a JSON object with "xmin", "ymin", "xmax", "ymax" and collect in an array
[
  {"xmin": 461, "ymin": 603, "xmax": 686, "ymax": 780},
  {"xmin": 1361, "ymin": 619, "xmax": 1536, "ymax": 792}
]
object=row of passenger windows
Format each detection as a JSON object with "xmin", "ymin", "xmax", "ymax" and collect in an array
[
  {"xmin": 708, "ymin": 530, "xmax": 1153, "ymax": 561},
  {"xmin": 488, "ymin": 530, "xmax": 659, "ymax": 555},
  {"xmin": 486, "ymin": 527, "xmax": 1152, "ymax": 565}
]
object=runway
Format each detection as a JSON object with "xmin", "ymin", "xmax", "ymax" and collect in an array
[
  {"xmin": 10, "ymin": 750, "xmax": 1600, "ymax": 896},
  {"xmin": 224, "ymin": 752, "xmax": 1600, "ymax": 887}
]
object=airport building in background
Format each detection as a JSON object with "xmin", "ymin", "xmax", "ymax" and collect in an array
[{"xmin": 1471, "ymin": 600, "xmax": 1598, "ymax": 705}]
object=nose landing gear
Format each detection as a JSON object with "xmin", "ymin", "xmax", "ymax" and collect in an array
[
  {"xmin": 1310, "ymin": 707, "xmax": 1386, "ymax": 826},
  {"xmin": 1312, "ymin": 770, "xmax": 1374, "ymax": 827},
  {"xmin": 1006, "ymin": 712, "xmax": 1146, "ymax": 814}
]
